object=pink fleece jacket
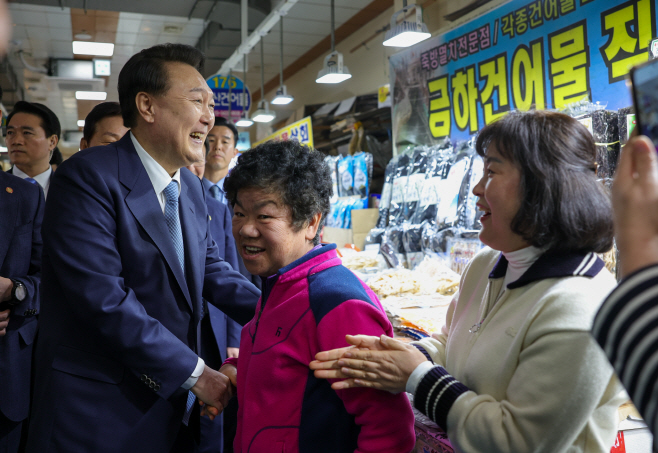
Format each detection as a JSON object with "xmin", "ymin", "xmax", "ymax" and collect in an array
[{"xmin": 224, "ymin": 244, "xmax": 415, "ymax": 453}]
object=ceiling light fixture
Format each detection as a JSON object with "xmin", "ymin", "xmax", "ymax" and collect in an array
[
  {"xmin": 272, "ymin": 16, "xmax": 294, "ymax": 105},
  {"xmin": 383, "ymin": 2, "xmax": 431, "ymax": 47},
  {"xmin": 75, "ymin": 91, "xmax": 107, "ymax": 101},
  {"xmin": 316, "ymin": 0, "xmax": 351, "ymax": 84},
  {"xmin": 74, "ymin": 30, "xmax": 92, "ymax": 40},
  {"xmin": 251, "ymin": 37, "xmax": 275, "ymax": 123},
  {"xmin": 72, "ymin": 41, "xmax": 114, "ymax": 56},
  {"xmin": 77, "ymin": 120, "xmax": 85, "ymax": 127}
]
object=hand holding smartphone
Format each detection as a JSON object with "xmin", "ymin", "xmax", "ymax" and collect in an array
[{"xmin": 630, "ymin": 57, "xmax": 658, "ymax": 149}]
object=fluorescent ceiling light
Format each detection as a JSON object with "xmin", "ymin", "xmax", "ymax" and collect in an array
[
  {"xmin": 0, "ymin": 146, "xmax": 7, "ymax": 152},
  {"xmin": 383, "ymin": 4, "xmax": 431, "ymax": 48},
  {"xmin": 75, "ymin": 91, "xmax": 107, "ymax": 100},
  {"xmin": 251, "ymin": 100, "xmax": 276, "ymax": 123},
  {"xmin": 271, "ymin": 85, "xmax": 294, "ymax": 105},
  {"xmin": 72, "ymin": 41, "xmax": 114, "ymax": 56},
  {"xmin": 236, "ymin": 117, "xmax": 254, "ymax": 127},
  {"xmin": 316, "ymin": 73, "xmax": 352, "ymax": 84},
  {"xmin": 383, "ymin": 30, "xmax": 431, "ymax": 47},
  {"xmin": 316, "ymin": 51, "xmax": 352, "ymax": 84},
  {"xmin": 77, "ymin": 120, "xmax": 85, "ymax": 127}
]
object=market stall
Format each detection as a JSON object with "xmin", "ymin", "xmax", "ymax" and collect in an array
[{"xmin": 318, "ymin": 0, "xmax": 656, "ymax": 450}]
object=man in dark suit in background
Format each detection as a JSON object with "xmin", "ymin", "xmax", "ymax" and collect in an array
[
  {"xmin": 5, "ymin": 101, "xmax": 60, "ymax": 199},
  {"xmin": 26, "ymin": 43, "xmax": 260, "ymax": 453},
  {"xmin": 0, "ymin": 171, "xmax": 44, "ymax": 453},
  {"xmin": 187, "ymin": 151, "xmax": 240, "ymax": 453},
  {"xmin": 79, "ymin": 101, "xmax": 130, "ymax": 150}
]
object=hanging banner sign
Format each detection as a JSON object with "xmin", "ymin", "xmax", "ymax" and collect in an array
[
  {"xmin": 389, "ymin": 0, "xmax": 655, "ymax": 146},
  {"xmin": 253, "ymin": 116, "xmax": 314, "ymax": 148},
  {"xmin": 206, "ymin": 74, "xmax": 251, "ymax": 123}
]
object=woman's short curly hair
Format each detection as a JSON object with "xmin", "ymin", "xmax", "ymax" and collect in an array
[
  {"xmin": 476, "ymin": 110, "xmax": 613, "ymax": 254},
  {"xmin": 224, "ymin": 140, "xmax": 333, "ymax": 245}
]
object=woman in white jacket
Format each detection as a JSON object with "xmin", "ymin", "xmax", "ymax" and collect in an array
[{"xmin": 311, "ymin": 110, "xmax": 626, "ymax": 453}]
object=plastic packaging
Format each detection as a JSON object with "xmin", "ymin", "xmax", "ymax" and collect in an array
[
  {"xmin": 389, "ymin": 151, "xmax": 412, "ymax": 226},
  {"xmin": 376, "ymin": 156, "xmax": 399, "ymax": 228},
  {"xmin": 352, "ymin": 152, "xmax": 372, "ymax": 198},
  {"xmin": 564, "ymin": 99, "xmax": 620, "ymax": 178},
  {"xmin": 618, "ymin": 106, "xmax": 635, "ymax": 146},
  {"xmin": 324, "ymin": 155, "xmax": 340, "ymax": 204},
  {"xmin": 337, "ymin": 155, "xmax": 354, "ymax": 197}
]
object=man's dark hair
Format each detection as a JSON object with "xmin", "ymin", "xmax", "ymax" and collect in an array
[
  {"xmin": 118, "ymin": 43, "xmax": 205, "ymax": 128},
  {"xmin": 7, "ymin": 101, "xmax": 61, "ymax": 140},
  {"xmin": 476, "ymin": 109, "xmax": 613, "ymax": 254},
  {"xmin": 83, "ymin": 102, "xmax": 123, "ymax": 142},
  {"xmin": 224, "ymin": 140, "xmax": 332, "ymax": 245},
  {"xmin": 213, "ymin": 117, "xmax": 239, "ymax": 146},
  {"xmin": 49, "ymin": 146, "xmax": 63, "ymax": 166}
]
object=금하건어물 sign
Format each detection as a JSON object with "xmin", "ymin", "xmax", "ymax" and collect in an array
[{"xmin": 390, "ymin": 0, "xmax": 656, "ymax": 144}]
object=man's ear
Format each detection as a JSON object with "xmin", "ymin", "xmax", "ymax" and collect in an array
[
  {"xmin": 80, "ymin": 137, "xmax": 88, "ymax": 150},
  {"xmin": 48, "ymin": 135, "xmax": 58, "ymax": 152},
  {"xmin": 135, "ymin": 92, "xmax": 156, "ymax": 124}
]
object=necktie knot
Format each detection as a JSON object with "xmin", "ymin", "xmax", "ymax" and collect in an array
[
  {"xmin": 209, "ymin": 184, "xmax": 221, "ymax": 201},
  {"xmin": 25, "ymin": 177, "xmax": 38, "ymax": 185},
  {"xmin": 164, "ymin": 181, "xmax": 179, "ymax": 205}
]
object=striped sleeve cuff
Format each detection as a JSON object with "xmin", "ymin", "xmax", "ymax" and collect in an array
[
  {"xmin": 413, "ymin": 344, "xmax": 435, "ymax": 363},
  {"xmin": 413, "ymin": 365, "xmax": 469, "ymax": 431}
]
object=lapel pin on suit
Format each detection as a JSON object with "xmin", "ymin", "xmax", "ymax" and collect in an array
[{"xmin": 6, "ymin": 187, "xmax": 13, "ymax": 193}]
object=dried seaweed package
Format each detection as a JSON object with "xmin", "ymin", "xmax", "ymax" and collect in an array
[
  {"xmin": 402, "ymin": 222, "xmax": 424, "ymax": 269},
  {"xmin": 337, "ymin": 155, "xmax": 354, "ymax": 197},
  {"xmin": 364, "ymin": 227, "xmax": 385, "ymax": 248},
  {"xmin": 383, "ymin": 224, "xmax": 407, "ymax": 268},
  {"xmin": 405, "ymin": 142, "xmax": 454, "ymax": 268},
  {"xmin": 421, "ymin": 224, "xmax": 457, "ymax": 261},
  {"xmin": 618, "ymin": 106, "xmax": 636, "ymax": 145},
  {"xmin": 574, "ymin": 107, "xmax": 619, "ymax": 178},
  {"xmin": 389, "ymin": 153, "xmax": 412, "ymax": 226},
  {"xmin": 324, "ymin": 155, "xmax": 340, "ymax": 204},
  {"xmin": 403, "ymin": 146, "xmax": 430, "ymax": 222},
  {"xmin": 457, "ymin": 145, "xmax": 484, "ymax": 230},
  {"xmin": 376, "ymin": 156, "xmax": 398, "ymax": 228},
  {"xmin": 437, "ymin": 143, "xmax": 471, "ymax": 229}
]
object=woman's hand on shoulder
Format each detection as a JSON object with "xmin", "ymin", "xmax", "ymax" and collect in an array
[{"xmin": 310, "ymin": 334, "xmax": 428, "ymax": 394}]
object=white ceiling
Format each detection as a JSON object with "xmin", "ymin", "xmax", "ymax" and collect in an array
[{"xmin": 5, "ymin": 0, "xmax": 383, "ymax": 136}]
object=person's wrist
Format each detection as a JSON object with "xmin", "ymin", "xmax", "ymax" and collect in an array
[
  {"xmin": 617, "ymin": 236, "xmax": 658, "ymax": 277},
  {"xmin": 1, "ymin": 278, "xmax": 12, "ymax": 302}
]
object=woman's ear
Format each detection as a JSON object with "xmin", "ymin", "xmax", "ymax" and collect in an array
[{"xmin": 305, "ymin": 212, "xmax": 323, "ymax": 241}]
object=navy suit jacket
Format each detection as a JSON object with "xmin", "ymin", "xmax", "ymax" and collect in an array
[
  {"xmin": 204, "ymin": 196, "xmax": 241, "ymax": 356},
  {"xmin": 0, "ymin": 172, "xmax": 43, "ymax": 422},
  {"xmin": 26, "ymin": 134, "xmax": 260, "ymax": 452}
]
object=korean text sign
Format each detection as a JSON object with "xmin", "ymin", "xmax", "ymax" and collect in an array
[
  {"xmin": 389, "ymin": 0, "xmax": 654, "ymax": 146},
  {"xmin": 253, "ymin": 116, "xmax": 314, "ymax": 148},
  {"xmin": 206, "ymin": 74, "xmax": 252, "ymax": 123}
]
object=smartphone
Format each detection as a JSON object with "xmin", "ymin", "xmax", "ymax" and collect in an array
[{"xmin": 630, "ymin": 57, "xmax": 658, "ymax": 149}]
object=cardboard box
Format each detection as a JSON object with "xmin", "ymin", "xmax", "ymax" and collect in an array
[{"xmin": 322, "ymin": 208, "xmax": 378, "ymax": 250}]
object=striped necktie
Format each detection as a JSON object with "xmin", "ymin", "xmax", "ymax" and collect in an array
[{"xmin": 162, "ymin": 181, "xmax": 195, "ymax": 425}]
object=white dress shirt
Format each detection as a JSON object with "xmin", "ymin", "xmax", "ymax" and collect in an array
[
  {"xmin": 130, "ymin": 132, "xmax": 205, "ymax": 390},
  {"xmin": 12, "ymin": 165, "xmax": 52, "ymax": 199}
]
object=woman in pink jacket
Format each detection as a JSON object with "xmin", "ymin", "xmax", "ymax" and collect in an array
[{"xmin": 211, "ymin": 139, "xmax": 415, "ymax": 453}]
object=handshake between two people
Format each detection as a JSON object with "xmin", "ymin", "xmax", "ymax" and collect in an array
[{"xmin": 190, "ymin": 363, "xmax": 238, "ymax": 420}]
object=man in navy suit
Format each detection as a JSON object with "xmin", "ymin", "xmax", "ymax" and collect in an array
[
  {"xmin": 5, "ymin": 101, "xmax": 60, "ymax": 199},
  {"xmin": 0, "ymin": 172, "xmax": 43, "ymax": 452},
  {"xmin": 187, "ymin": 154, "xmax": 240, "ymax": 453},
  {"xmin": 26, "ymin": 43, "xmax": 260, "ymax": 453}
]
